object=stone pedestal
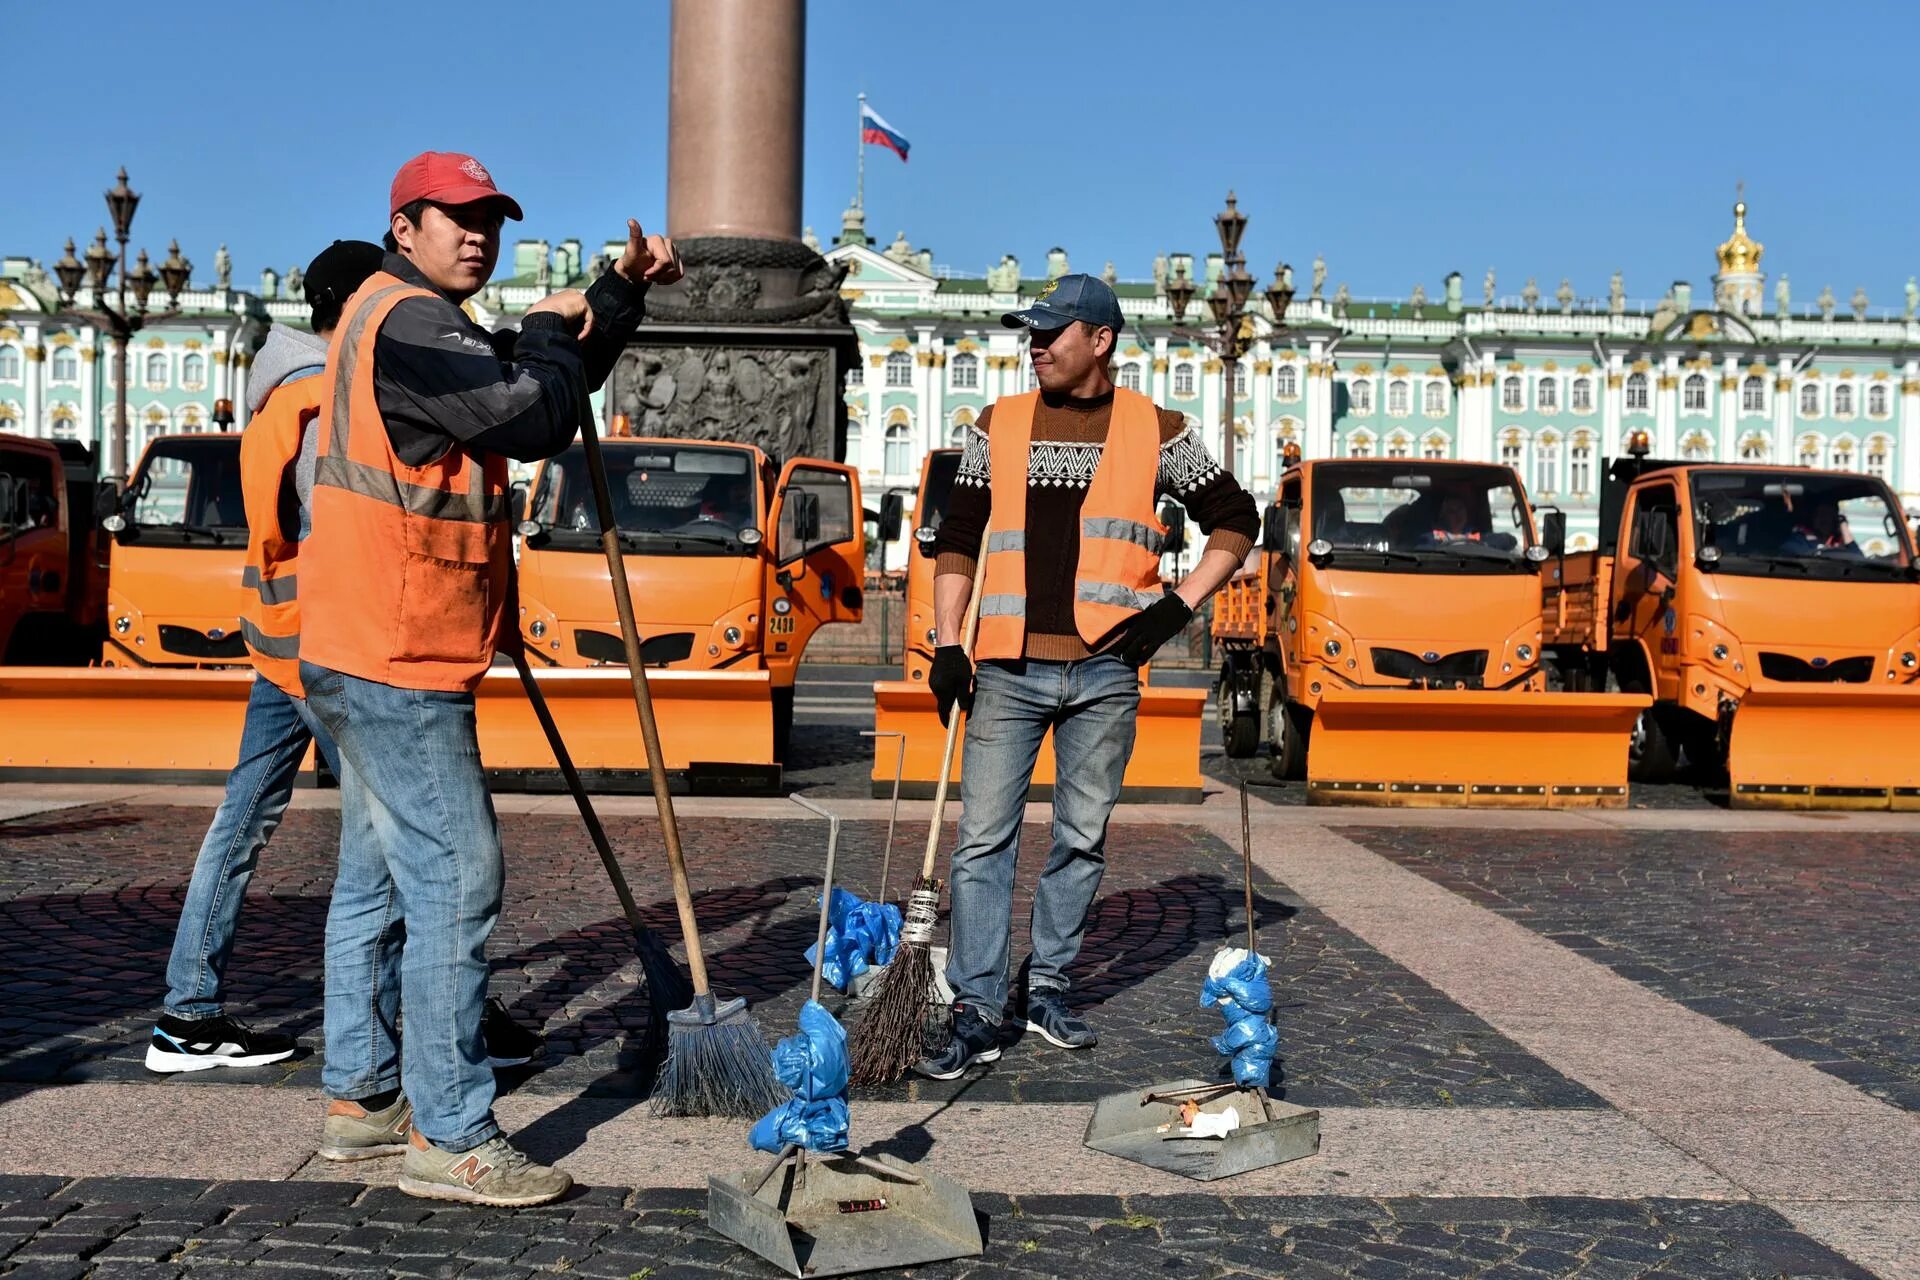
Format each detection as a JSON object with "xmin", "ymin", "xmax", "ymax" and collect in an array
[{"xmin": 617, "ymin": 0, "xmax": 855, "ymax": 464}]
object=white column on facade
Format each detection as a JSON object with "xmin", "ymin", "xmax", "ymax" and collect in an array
[
  {"xmin": 1718, "ymin": 355, "xmax": 1739, "ymax": 459},
  {"xmin": 22, "ymin": 324, "xmax": 43, "ymax": 437},
  {"xmin": 1774, "ymin": 356, "xmax": 1795, "ymax": 466},
  {"xmin": 1900, "ymin": 359, "xmax": 1920, "ymax": 504},
  {"xmin": 1150, "ymin": 335, "xmax": 1168, "ymax": 405},
  {"xmin": 920, "ymin": 329, "xmax": 943, "ymax": 463},
  {"xmin": 1602, "ymin": 352, "xmax": 1622, "ymax": 454},
  {"xmin": 1305, "ymin": 337, "xmax": 1333, "ymax": 460},
  {"xmin": 1654, "ymin": 355, "xmax": 1678, "ymax": 455},
  {"xmin": 78, "ymin": 343, "xmax": 97, "ymax": 452},
  {"xmin": 231, "ymin": 353, "xmax": 250, "ymax": 430},
  {"xmin": 863, "ymin": 353, "xmax": 885, "ymax": 478},
  {"xmin": 212, "ymin": 331, "xmax": 232, "ymax": 405},
  {"xmin": 1251, "ymin": 348, "xmax": 1273, "ymax": 491}
]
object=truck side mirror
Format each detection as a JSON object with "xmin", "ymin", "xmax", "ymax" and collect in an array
[
  {"xmin": 879, "ymin": 491, "xmax": 905, "ymax": 543},
  {"xmin": 788, "ymin": 487, "xmax": 821, "ymax": 544},
  {"xmin": 1632, "ymin": 511, "xmax": 1670, "ymax": 562},
  {"xmin": 0, "ymin": 474, "xmax": 14, "ymax": 536},
  {"xmin": 1261, "ymin": 504, "xmax": 1286, "ymax": 553},
  {"xmin": 1158, "ymin": 499, "xmax": 1187, "ymax": 556},
  {"xmin": 509, "ymin": 479, "xmax": 529, "ymax": 527},
  {"xmin": 1540, "ymin": 510, "xmax": 1566, "ymax": 556},
  {"xmin": 92, "ymin": 486, "xmax": 122, "ymax": 522}
]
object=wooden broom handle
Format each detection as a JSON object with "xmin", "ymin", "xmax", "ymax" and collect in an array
[
  {"xmin": 917, "ymin": 528, "xmax": 992, "ymax": 880},
  {"xmin": 577, "ymin": 410, "xmax": 712, "ymax": 997}
]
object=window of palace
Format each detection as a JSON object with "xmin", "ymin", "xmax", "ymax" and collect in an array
[
  {"xmin": 1834, "ymin": 384, "xmax": 1855, "ymax": 417},
  {"xmin": 1423, "ymin": 381, "xmax": 1446, "ymax": 415},
  {"xmin": 1385, "ymin": 433, "xmax": 1411, "ymax": 460},
  {"xmin": 0, "ymin": 346, "xmax": 20, "ymax": 381},
  {"xmin": 1233, "ymin": 431, "xmax": 1249, "ymax": 476},
  {"xmin": 884, "ymin": 421, "xmax": 911, "ymax": 475},
  {"xmin": 1348, "ymin": 377, "xmax": 1372, "ymax": 413},
  {"xmin": 1831, "ymin": 438, "xmax": 1856, "ymax": 471},
  {"xmin": 1387, "ymin": 379, "xmax": 1410, "ymax": 415},
  {"xmin": 145, "ymin": 353, "xmax": 169, "ymax": 387},
  {"xmin": 1536, "ymin": 376, "xmax": 1557, "ymax": 412},
  {"xmin": 1501, "ymin": 376, "xmax": 1523, "ymax": 410},
  {"xmin": 1423, "ymin": 435, "xmax": 1447, "ymax": 460},
  {"xmin": 1680, "ymin": 433, "xmax": 1712, "ymax": 461},
  {"xmin": 1569, "ymin": 443, "xmax": 1593, "ymax": 495},
  {"xmin": 884, "ymin": 352, "xmax": 913, "ymax": 388},
  {"xmin": 51, "ymin": 347, "xmax": 78, "ymax": 383},
  {"xmin": 1117, "ymin": 362, "xmax": 1141, "ymax": 392},
  {"xmin": 1742, "ymin": 376, "xmax": 1766, "ymax": 412},
  {"xmin": 1233, "ymin": 363, "xmax": 1248, "ymax": 399},
  {"xmin": 1348, "ymin": 433, "xmax": 1374, "ymax": 458},
  {"xmin": 1800, "ymin": 383, "xmax": 1821, "ymax": 417},
  {"xmin": 950, "ymin": 352, "xmax": 978, "ymax": 390},
  {"xmin": 846, "ymin": 360, "xmax": 863, "ymax": 387},
  {"xmin": 1500, "ymin": 439, "xmax": 1523, "ymax": 472},
  {"xmin": 1740, "ymin": 435, "xmax": 1769, "ymax": 461},
  {"xmin": 1174, "ymin": 364, "xmax": 1195, "ymax": 397},
  {"xmin": 1869, "ymin": 383, "xmax": 1890, "ymax": 418},
  {"xmin": 948, "ymin": 422, "xmax": 969, "ymax": 447},
  {"xmin": 1625, "ymin": 373, "xmax": 1649, "ymax": 411},
  {"xmin": 1866, "ymin": 438, "xmax": 1891, "ymax": 481},
  {"xmin": 1534, "ymin": 439, "xmax": 1559, "ymax": 495},
  {"xmin": 1797, "ymin": 437, "xmax": 1821, "ymax": 468},
  {"xmin": 1683, "ymin": 374, "xmax": 1707, "ymax": 412},
  {"xmin": 182, "ymin": 354, "xmax": 205, "ymax": 390},
  {"xmin": 1275, "ymin": 365, "xmax": 1298, "ymax": 399},
  {"xmin": 1571, "ymin": 377, "xmax": 1593, "ymax": 412}
]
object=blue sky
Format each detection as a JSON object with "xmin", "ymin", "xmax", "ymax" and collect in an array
[{"xmin": 6, "ymin": 1, "xmax": 1915, "ymax": 308}]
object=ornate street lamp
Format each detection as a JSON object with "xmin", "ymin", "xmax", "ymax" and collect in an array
[{"xmin": 50, "ymin": 169, "xmax": 191, "ymax": 484}]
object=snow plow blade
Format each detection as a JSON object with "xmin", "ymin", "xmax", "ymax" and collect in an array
[
  {"xmin": 1728, "ymin": 684, "xmax": 1920, "ymax": 810},
  {"xmin": 0, "ymin": 665, "xmax": 778, "ymax": 794},
  {"xmin": 871, "ymin": 679, "xmax": 1205, "ymax": 803},
  {"xmin": 1306, "ymin": 687, "xmax": 1648, "ymax": 808}
]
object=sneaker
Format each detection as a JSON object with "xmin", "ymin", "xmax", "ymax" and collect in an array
[
  {"xmin": 913, "ymin": 1003, "xmax": 1002, "ymax": 1081},
  {"xmin": 319, "ymin": 1094, "xmax": 414, "ymax": 1162},
  {"xmin": 1024, "ymin": 988, "xmax": 1097, "ymax": 1050},
  {"xmin": 398, "ymin": 1130, "xmax": 572, "ymax": 1207},
  {"xmin": 482, "ymin": 997, "xmax": 544, "ymax": 1069},
  {"xmin": 145, "ymin": 1013, "xmax": 296, "ymax": 1073}
]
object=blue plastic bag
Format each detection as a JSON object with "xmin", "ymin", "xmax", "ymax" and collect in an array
[
  {"xmin": 750, "ymin": 999, "xmax": 851, "ymax": 1153},
  {"xmin": 1200, "ymin": 948, "xmax": 1278, "ymax": 1088},
  {"xmin": 804, "ymin": 888, "xmax": 904, "ymax": 992}
]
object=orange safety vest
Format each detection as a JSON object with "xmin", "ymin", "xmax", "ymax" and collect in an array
[
  {"xmin": 974, "ymin": 388, "xmax": 1167, "ymax": 661},
  {"xmin": 239, "ymin": 374, "xmax": 323, "ymax": 696},
  {"xmin": 299, "ymin": 272, "xmax": 512, "ymax": 692}
]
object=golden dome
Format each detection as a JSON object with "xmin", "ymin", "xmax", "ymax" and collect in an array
[{"xmin": 1716, "ymin": 199, "xmax": 1763, "ymax": 276}]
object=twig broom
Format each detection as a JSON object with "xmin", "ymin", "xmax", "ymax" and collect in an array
[
  {"xmin": 848, "ymin": 534, "xmax": 991, "ymax": 1085},
  {"xmin": 575, "ymin": 406, "xmax": 782, "ymax": 1118}
]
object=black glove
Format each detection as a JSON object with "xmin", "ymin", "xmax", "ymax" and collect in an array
[
  {"xmin": 929, "ymin": 645, "xmax": 975, "ymax": 728},
  {"xmin": 1111, "ymin": 593, "xmax": 1194, "ymax": 667}
]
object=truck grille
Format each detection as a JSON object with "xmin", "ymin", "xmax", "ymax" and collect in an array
[
  {"xmin": 574, "ymin": 629, "xmax": 696, "ymax": 667},
  {"xmin": 1370, "ymin": 647, "xmax": 1488, "ymax": 686},
  {"xmin": 1757, "ymin": 653, "xmax": 1873, "ymax": 684},
  {"xmin": 158, "ymin": 625, "xmax": 247, "ymax": 660}
]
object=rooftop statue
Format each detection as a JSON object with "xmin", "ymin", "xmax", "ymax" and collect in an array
[
  {"xmin": 1609, "ymin": 270, "xmax": 1625, "ymax": 315},
  {"xmin": 1311, "ymin": 254, "xmax": 1326, "ymax": 300}
]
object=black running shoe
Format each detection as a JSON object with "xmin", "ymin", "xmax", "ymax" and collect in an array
[
  {"xmin": 483, "ymin": 997, "xmax": 544, "ymax": 1069},
  {"xmin": 914, "ymin": 1003, "xmax": 1002, "ymax": 1080},
  {"xmin": 1023, "ymin": 988, "xmax": 1097, "ymax": 1049},
  {"xmin": 145, "ymin": 1013, "xmax": 296, "ymax": 1073}
]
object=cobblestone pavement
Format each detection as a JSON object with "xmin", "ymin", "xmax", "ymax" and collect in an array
[
  {"xmin": 0, "ymin": 1175, "xmax": 1875, "ymax": 1280},
  {"xmin": 1344, "ymin": 826, "xmax": 1920, "ymax": 1113},
  {"xmin": 0, "ymin": 808, "xmax": 1596, "ymax": 1109}
]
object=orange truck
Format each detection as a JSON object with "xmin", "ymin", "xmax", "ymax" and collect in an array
[
  {"xmin": 869, "ymin": 447, "xmax": 1208, "ymax": 802},
  {"xmin": 1542, "ymin": 438, "xmax": 1920, "ymax": 808},
  {"xmin": 1213, "ymin": 455, "xmax": 1645, "ymax": 806},
  {"xmin": 0, "ymin": 432, "xmax": 109, "ymax": 664},
  {"xmin": 513, "ymin": 431, "xmax": 865, "ymax": 778}
]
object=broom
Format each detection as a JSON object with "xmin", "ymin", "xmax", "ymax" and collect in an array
[
  {"xmin": 574, "ymin": 406, "xmax": 782, "ymax": 1118},
  {"xmin": 848, "ymin": 533, "xmax": 991, "ymax": 1085},
  {"xmin": 508, "ymin": 648, "xmax": 692, "ymax": 1062}
]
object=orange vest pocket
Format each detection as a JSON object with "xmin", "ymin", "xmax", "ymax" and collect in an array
[{"xmin": 393, "ymin": 552, "xmax": 492, "ymax": 666}]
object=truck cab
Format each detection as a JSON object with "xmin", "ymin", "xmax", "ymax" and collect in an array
[
  {"xmin": 98, "ymin": 433, "xmax": 249, "ymax": 669},
  {"xmin": 513, "ymin": 434, "xmax": 864, "ymax": 757},
  {"xmin": 0, "ymin": 433, "xmax": 108, "ymax": 663}
]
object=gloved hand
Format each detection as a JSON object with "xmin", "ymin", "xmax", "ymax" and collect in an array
[
  {"xmin": 929, "ymin": 645, "xmax": 975, "ymax": 728},
  {"xmin": 1111, "ymin": 593, "xmax": 1195, "ymax": 667}
]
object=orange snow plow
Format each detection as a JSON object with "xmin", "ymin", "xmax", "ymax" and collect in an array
[{"xmin": 1725, "ymin": 684, "xmax": 1920, "ymax": 810}]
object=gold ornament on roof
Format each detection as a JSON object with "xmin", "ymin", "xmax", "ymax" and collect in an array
[{"xmin": 1715, "ymin": 197, "xmax": 1763, "ymax": 276}]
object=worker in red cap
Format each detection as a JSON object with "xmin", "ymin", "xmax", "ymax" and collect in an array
[{"xmin": 297, "ymin": 151, "xmax": 683, "ymax": 1207}]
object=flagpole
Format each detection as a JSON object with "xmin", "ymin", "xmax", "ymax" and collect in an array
[{"xmin": 856, "ymin": 92, "xmax": 866, "ymax": 211}]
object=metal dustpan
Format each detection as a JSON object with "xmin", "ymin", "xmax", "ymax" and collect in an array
[
  {"xmin": 708, "ymin": 795, "xmax": 983, "ymax": 1277},
  {"xmin": 1083, "ymin": 783, "xmax": 1320, "ymax": 1181}
]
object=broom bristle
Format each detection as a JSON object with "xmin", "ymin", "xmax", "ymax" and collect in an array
[
  {"xmin": 652, "ymin": 1011, "xmax": 783, "ymax": 1118},
  {"xmin": 849, "ymin": 941, "xmax": 935, "ymax": 1085},
  {"xmin": 635, "ymin": 927, "xmax": 695, "ymax": 1060}
]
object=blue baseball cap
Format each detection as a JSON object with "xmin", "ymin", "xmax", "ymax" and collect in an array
[{"xmin": 1001, "ymin": 273, "xmax": 1125, "ymax": 334}]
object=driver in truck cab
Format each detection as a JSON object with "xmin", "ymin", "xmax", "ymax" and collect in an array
[
  {"xmin": 1783, "ymin": 499, "xmax": 1860, "ymax": 557},
  {"xmin": 1418, "ymin": 490, "xmax": 1485, "ymax": 545}
]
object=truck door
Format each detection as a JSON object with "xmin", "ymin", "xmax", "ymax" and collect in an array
[
  {"xmin": 767, "ymin": 460, "xmax": 866, "ymax": 669},
  {"xmin": 0, "ymin": 443, "xmax": 68, "ymax": 660},
  {"xmin": 1271, "ymin": 475, "xmax": 1303, "ymax": 673},
  {"xmin": 1612, "ymin": 479, "xmax": 1682, "ymax": 701}
]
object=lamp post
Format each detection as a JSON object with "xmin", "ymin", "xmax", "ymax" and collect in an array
[
  {"xmin": 50, "ymin": 168, "xmax": 191, "ymax": 486},
  {"xmin": 1164, "ymin": 191, "xmax": 1293, "ymax": 481}
]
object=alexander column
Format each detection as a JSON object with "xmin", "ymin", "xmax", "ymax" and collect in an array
[{"xmin": 608, "ymin": 0, "xmax": 856, "ymax": 462}]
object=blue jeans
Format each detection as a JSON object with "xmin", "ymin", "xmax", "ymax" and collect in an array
[
  {"xmin": 944, "ymin": 655, "xmax": 1140, "ymax": 1023},
  {"xmin": 300, "ymin": 660, "xmax": 504, "ymax": 1154},
  {"xmin": 163, "ymin": 675, "xmax": 341, "ymax": 1018}
]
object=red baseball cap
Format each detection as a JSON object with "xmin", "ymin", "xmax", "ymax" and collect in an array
[{"xmin": 389, "ymin": 151, "xmax": 524, "ymax": 221}]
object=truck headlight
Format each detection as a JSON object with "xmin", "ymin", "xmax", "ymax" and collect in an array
[
  {"xmin": 1324, "ymin": 639, "xmax": 1342, "ymax": 657},
  {"xmin": 113, "ymin": 616, "xmax": 131, "ymax": 634},
  {"xmin": 773, "ymin": 598, "xmax": 792, "ymax": 615},
  {"xmin": 529, "ymin": 620, "xmax": 547, "ymax": 640},
  {"xmin": 1712, "ymin": 643, "xmax": 1729, "ymax": 661},
  {"xmin": 1902, "ymin": 652, "xmax": 1917, "ymax": 669},
  {"xmin": 1516, "ymin": 643, "xmax": 1534, "ymax": 662},
  {"xmin": 724, "ymin": 626, "xmax": 743, "ymax": 646}
]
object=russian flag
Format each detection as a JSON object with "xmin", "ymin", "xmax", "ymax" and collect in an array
[{"xmin": 861, "ymin": 103, "xmax": 911, "ymax": 163}]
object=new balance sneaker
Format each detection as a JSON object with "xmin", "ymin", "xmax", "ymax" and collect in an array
[
  {"xmin": 1024, "ymin": 988, "xmax": 1097, "ymax": 1050},
  {"xmin": 913, "ymin": 1003, "xmax": 1002, "ymax": 1081},
  {"xmin": 318, "ymin": 1094, "xmax": 414, "ymax": 1162},
  {"xmin": 398, "ymin": 1129, "xmax": 572, "ymax": 1207},
  {"xmin": 482, "ymin": 997, "xmax": 544, "ymax": 1069},
  {"xmin": 145, "ymin": 1013, "xmax": 296, "ymax": 1073}
]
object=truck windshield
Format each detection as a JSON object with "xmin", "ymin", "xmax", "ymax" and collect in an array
[
  {"xmin": 1692, "ymin": 469, "xmax": 1913, "ymax": 579},
  {"xmin": 126, "ymin": 437, "xmax": 246, "ymax": 545},
  {"xmin": 1309, "ymin": 462, "xmax": 1531, "ymax": 571},
  {"xmin": 530, "ymin": 443, "xmax": 758, "ymax": 554}
]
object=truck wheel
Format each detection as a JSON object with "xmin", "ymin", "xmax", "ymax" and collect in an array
[
  {"xmin": 1268, "ymin": 690, "xmax": 1308, "ymax": 782},
  {"xmin": 1216, "ymin": 665, "xmax": 1259, "ymax": 758},
  {"xmin": 1629, "ymin": 706, "xmax": 1677, "ymax": 784},
  {"xmin": 772, "ymin": 686, "xmax": 795, "ymax": 763}
]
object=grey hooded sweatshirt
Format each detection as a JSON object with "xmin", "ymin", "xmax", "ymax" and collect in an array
[{"xmin": 245, "ymin": 326, "xmax": 330, "ymax": 540}]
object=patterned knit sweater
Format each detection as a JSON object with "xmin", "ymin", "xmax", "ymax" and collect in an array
[{"xmin": 933, "ymin": 390, "xmax": 1259, "ymax": 661}]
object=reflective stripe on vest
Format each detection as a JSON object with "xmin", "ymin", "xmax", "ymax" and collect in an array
[
  {"xmin": 241, "ymin": 617, "xmax": 301, "ymax": 660},
  {"xmin": 239, "ymin": 374, "xmax": 320, "ymax": 697},
  {"xmin": 314, "ymin": 454, "xmax": 507, "ymax": 523},
  {"xmin": 974, "ymin": 387, "xmax": 1167, "ymax": 661},
  {"xmin": 241, "ymin": 564, "xmax": 298, "ymax": 605}
]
